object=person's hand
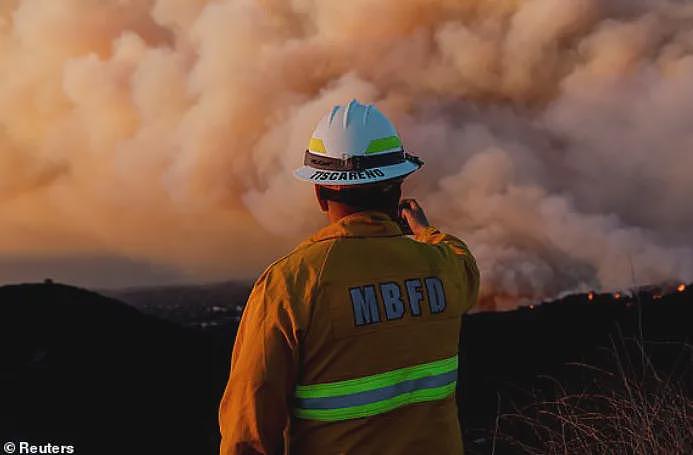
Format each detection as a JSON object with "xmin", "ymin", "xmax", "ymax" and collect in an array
[{"xmin": 399, "ymin": 199, "xmax": 431, "ymax": 236}]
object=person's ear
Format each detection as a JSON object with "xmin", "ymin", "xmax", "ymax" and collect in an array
[{"xmin": 315, "ymin": 185, "xmax": 328, "ymax": 212}]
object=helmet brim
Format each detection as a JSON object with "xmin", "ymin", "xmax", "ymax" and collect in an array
[{"xmin": 293, "ymin": 159, "xmax": 421, "ymax": 186}]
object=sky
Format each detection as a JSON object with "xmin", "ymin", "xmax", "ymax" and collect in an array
[{"xmin": 1, "ymin": 0, "xmax": 692, "ymax": 307}]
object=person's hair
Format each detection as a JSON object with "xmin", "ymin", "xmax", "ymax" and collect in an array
[{"xmin": 318, "ymin": 179, "xmax": 402, "ymax": 213}]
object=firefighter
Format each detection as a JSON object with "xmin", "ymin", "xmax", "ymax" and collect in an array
[{"xmin": 219, "ymin": 100, "xmax": 480, "ymax": 454}]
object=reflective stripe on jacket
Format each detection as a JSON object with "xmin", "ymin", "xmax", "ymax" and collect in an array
[{"xmin": 219, "ymin": 211, "xmax": 480, "ymax": 455}]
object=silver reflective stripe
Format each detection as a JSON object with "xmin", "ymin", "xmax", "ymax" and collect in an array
[
  {"xmin": 295, "ymin": 370, "xmax": 457, "ymax": 410},
  {"xmin": 294, "ymin": 355, "xmax": 459, "ymax": 421}
]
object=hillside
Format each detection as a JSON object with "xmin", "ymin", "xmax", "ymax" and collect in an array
[
  {"xmin": 1, "ymin": 281, "xmax": 690, "ymax": 454},
  {"xmin": 0, "ymin": 283, "xmax": 227, "ymax": 455}
]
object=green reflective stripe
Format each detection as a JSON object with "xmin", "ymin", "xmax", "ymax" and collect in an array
[
  {"xmin": 365, "ymin": 135, "xmax": 402, "ymax": 154},
  {"xmin": 295, "ymin": 355, "xmax": 457, "ymax": 399},
  {"xmin": 294, "ymin": 382, "xmax": 456, "ymax": 421}
]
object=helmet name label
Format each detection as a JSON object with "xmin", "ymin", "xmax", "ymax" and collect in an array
[{"xmin": 309, "ymin": 169, "xmax": 385, "ymax": 182}]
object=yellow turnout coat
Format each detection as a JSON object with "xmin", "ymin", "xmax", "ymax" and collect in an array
[{"xmin": 219, "ymin": 211, "xmax": 479, "ymax": 454}]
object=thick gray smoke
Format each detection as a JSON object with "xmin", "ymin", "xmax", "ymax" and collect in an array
[{"xmin": 1, "ymin": 0, "xmax": 692, "ymax": 308}]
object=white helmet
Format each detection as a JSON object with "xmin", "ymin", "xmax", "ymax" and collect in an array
[{"xmin": 294, "ymin": 100, "xmax": 423, "ymax": 185}]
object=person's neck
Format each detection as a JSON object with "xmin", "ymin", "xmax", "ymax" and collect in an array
[{"xmin": 327, "ymin": 203, "xmax": 397, "ymax": 223}]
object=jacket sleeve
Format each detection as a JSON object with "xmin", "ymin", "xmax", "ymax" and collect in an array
[
  {"xmin": 219, "ymin": 266, "xmax": 302, "ymax": 455},
  {"xmin": 415, "ymin": 226, "xmax": 480, "ymax": 313}
]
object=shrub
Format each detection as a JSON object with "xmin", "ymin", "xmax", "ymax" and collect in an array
[{"xmin": 491, "ymin": 340, "xmax": 693, "ymax": 455}]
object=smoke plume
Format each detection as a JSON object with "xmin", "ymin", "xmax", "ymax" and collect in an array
[{"xmin": 1, "ymin": 0, "xmax": 692, "ymax": 308}]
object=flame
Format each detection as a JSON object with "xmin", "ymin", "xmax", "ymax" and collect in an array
[
  {"xmin": 613, "ymin": 291, "xmax": 622, "ymax": 299},
  {"xmin": 587, "ymin": 291, "xmax": 595, "ymax": 301},
  {"xmin": 677, "ymin": 283, "xmax": 686, "ymax": 292}
]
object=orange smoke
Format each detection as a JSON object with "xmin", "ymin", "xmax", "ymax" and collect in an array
[{"xmin": 1, "ymin": 0, "xmax": 692, "ymax": 307}]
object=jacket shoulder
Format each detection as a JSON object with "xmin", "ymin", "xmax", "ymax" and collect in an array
[
  {"xmin": 400, "ymin": 235, "xmax": 460, "ymax": 263},
  {"xmin": 256, "ymin": 238, "xmax": 336, "ymax": 290}
]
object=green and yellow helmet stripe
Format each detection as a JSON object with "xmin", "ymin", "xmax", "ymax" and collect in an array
[
  {"xmin": 308, "ymin": 137, "xmax": 326, "ymax": 154},
  {"xmin": 365, "ymin": 135, "xmax": 402, "ymax": 154}
]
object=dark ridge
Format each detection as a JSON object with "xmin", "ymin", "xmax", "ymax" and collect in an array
[
  {"xmin": 0, "ymin": 282, "xmax": 231, "ymax": 455},
  {"xmin": 459, "ymin": 287, "xmax": 693, "ymax": 452},
  {"xmin": 102, "ymin": 280, "xmax": 251, "ymax": 328},
  {"xmin": 1, "ymin": 281, "xmax": 690, "ymax": 454}
]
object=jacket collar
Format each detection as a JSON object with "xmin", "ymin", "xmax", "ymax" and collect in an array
[{"xmin": 309, "ymin": 211, "xmax": 403, "ymax": 242}]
